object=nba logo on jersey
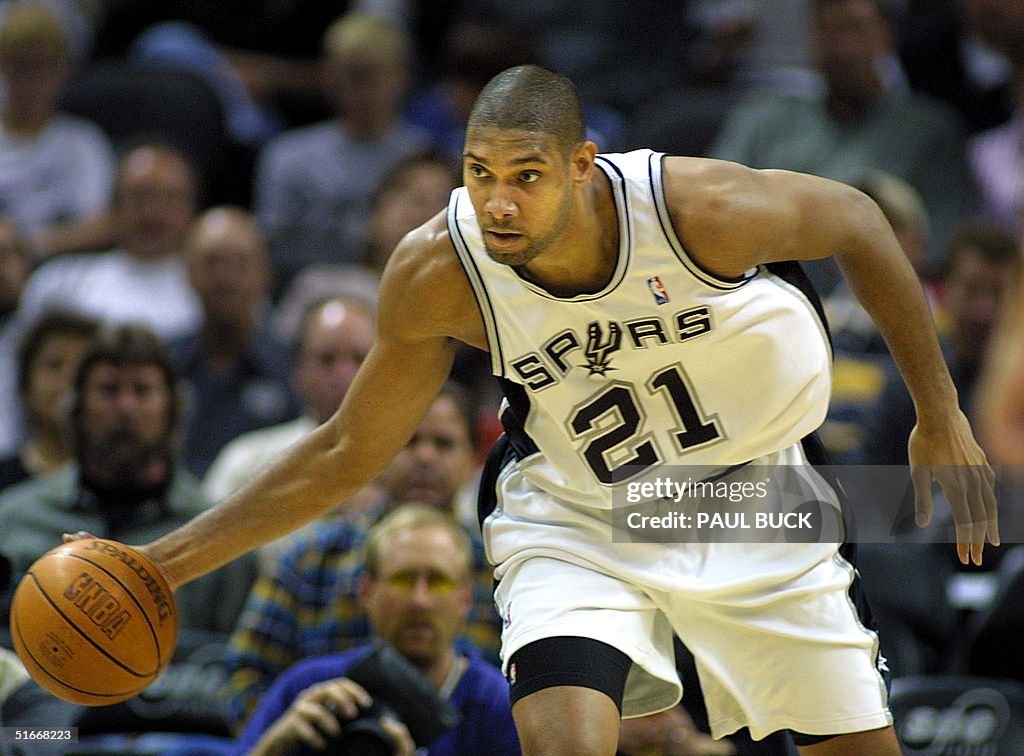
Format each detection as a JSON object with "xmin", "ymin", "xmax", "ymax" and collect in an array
[{"xmin": 647, "ymin": 276, "xmax": 670, "ymax": 305}]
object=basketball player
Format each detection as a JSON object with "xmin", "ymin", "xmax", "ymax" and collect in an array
[{"xmin": 85, "ymin": 65, "xmax": 998, "ymax": 755}]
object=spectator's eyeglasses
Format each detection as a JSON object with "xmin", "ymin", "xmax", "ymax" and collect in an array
[{"xmin": 383, "ymin": 570, "xmax": 461, "ymax": 596}]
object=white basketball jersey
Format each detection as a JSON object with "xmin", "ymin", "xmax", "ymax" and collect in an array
[{"xmin": 449, "ymin": 149, "xmax": 832, "ymax": 508}]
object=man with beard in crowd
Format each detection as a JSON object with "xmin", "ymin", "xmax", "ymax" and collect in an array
[{"xmin": 0, "ymin": 322, "xmax": 256, "ymax": 634}]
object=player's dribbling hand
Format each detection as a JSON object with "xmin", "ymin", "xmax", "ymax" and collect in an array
[{"xmin": 908, "ymin": 410, "xmax": 999, "ymax": 566}]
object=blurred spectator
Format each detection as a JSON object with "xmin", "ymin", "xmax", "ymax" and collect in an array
[
  {"xmin": 0, "ymin": 323, "xmax": 257, "ymax": 633},
  {"xmin": 16, "ymin": 142, "xmax": 202, "ymax": 340},
  {"xmin": 859, "ymin": 221, "xmax": 1020, "ymax": 465},
  {"xmin": 0, "ymin": 3, "xmax": 116, "ymax": 261},
  {"xmin": 405, "ymin": 18, "xmax": 539, "ymax": 159},
  {"xmin": 236, "ymin": 504, "xmax": 520, "ymax": 756},
  {"xmin": 440, "ymin": 0, "xmax": 679, "ymax": 127},
  {"xmin": 92, "ymin": 0, "xmax": 351, "ymax": 133},
  {"xmin": 0, "ymin": 216, "xmax": 30, "ymax": 456},
  {"xmin": 170, "ymin": 206, "xmax": 298, "ymax": 478},
  {"xmin": 711, "ymin": 0, "xmax": 973, "ymax": 291},
  {"xmin": 203, "ymin": 296, "xmax": 376, "ymax": 566},
  {"xmin": 220, "ymin": 385, "xmax": 499, "ymax": 730},
  {"xmin": 896, "ymin": 0, "xmax": 1016, "ymax": 133},
  {"xmin": 253, "ymin": 10, "xmax": 431, "ymax": 290},
  {"xmin": 0, "ymin": 309, "xmax": 98, "ymax": 492},
  {"xmin": 965, "ymin": 0, "xmax": 1024, "ymax": 235},
  {"xmin": 363, "ymin": 149, "xmax": 459, "ymax": 274},
  {"xmin": 271, "ymin": 264, "xmax": 379, "ymax": 346}
]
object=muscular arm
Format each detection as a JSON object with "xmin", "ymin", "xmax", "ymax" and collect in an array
[
  {"xmin": 664, "ymin": 157, "xmax": 997, "ymax": 562},
  {"xmin": 141, "ymin": 216, "xmax": 485, "ymax": 588}
]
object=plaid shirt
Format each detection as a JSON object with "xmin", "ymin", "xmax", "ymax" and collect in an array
[{"xmin": 221, "ymin": 502, "xmax": 503, "ymax": 728}]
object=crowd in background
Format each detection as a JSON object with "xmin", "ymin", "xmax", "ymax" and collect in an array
[{"xmin": 0, "ymin": 0, "xmax": 1023, "ymax": 754}]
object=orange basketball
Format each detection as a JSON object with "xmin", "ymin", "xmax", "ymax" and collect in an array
[{"xmin": 8, "ymin": 538, "xmax": 178, "ymax": 706}]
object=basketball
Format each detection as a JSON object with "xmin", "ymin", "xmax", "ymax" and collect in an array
[{"xmin": 8, "ymin": 538, "xmax": 178, "ymax": 706}]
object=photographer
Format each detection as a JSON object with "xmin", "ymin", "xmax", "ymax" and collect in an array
[{"xmin": 237, "ymin": 504, "xmax": 519, "ymax": 756}]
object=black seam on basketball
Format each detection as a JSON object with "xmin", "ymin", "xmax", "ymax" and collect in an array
[
  {"xmin": 13, "ymin": 580, "xmax": 156, "ymax": 698},
  {"xmin": 26, "ymin": 557, "xmax": 160, "ymax": 677}
]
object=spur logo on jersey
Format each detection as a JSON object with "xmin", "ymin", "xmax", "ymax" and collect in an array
[
  {"xmin": 584, "ymin": 321, "xmax": 622, "ymax": 376},
  {"xmin": 647, "ymin": 276, "xmax": 670, "ymax": 305},
  {"xmin": 509, "ymin": 306, "xmax": 714, "ymax": 390}
]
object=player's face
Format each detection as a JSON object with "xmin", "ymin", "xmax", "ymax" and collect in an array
[
  {"xmin": 463, "ymin": 127, "xmax": 575, "ymax": 267},
  {"xmin": 361, "ymin": 526, "xmax": 472, "ymax": 669}
]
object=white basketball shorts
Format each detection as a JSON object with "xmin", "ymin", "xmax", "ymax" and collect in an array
[{"xmin": 482, "ymin": 442, "xmax": 893, "ymax": 740}]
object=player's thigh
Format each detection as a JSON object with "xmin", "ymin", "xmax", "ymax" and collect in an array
[{"xmin": 512, "ymin": 685, "xmax": 621, "ymax": 756}]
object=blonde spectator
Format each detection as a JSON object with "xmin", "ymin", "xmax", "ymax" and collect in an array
[
  {"xmin": 0, "ymin": 3, "xmax": 116, "ymax": 260},
  {"xmin": 253, "ymin": 10, "xmax": 430, "ymax": 290}
]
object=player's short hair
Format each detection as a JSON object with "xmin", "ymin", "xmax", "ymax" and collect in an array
[
  {"xmin": 362, "ymin": 503, "xmax": 472, "ymax": 580},
  {"xmin": 467, "ymin": 65, "xmax": 586, "ymax": 157}
]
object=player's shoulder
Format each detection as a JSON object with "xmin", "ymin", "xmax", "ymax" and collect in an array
[
  {"xmin": 378, "ymin": 211, "xmax": 480, "ymax": 340},
  {"xmin": 661, "ymin": 156, "xmax": 846, "ymax": 219},
  {"xmin": 380, "ymin": 212, "xmax": 463, "ymax": 304}
]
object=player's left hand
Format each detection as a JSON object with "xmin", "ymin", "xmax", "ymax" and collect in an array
[{"xmin": 909, "ymin": 409, "xmax": 999, "ymax": 566}]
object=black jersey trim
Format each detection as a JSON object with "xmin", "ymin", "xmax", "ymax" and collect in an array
[
  {"xmin": 762, "ymin": 260, "xmax": 834, "ymax": 356},
  {"xmin": 498, "ymin": 378, "xmax": 542, "ymax": 461},
  {"xmin": 649, "ymin": 152, "xmax": 756, "ymax": 291},
  {"xmin": 447, "ymin": 190, "xmax": 506, "ymax": 376}
]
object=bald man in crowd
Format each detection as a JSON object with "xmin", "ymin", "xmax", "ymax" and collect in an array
[{"xmin": 203, "ymin": 296, "xmax": 376, "ymax": 565}]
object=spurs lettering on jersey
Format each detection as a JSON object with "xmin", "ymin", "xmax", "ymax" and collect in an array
[{"xmin": 509, "ymin": 306, "xmax": 714, "ymax": 390}]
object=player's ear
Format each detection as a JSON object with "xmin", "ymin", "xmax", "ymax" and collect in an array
[{"xmin": 571, "ymin": 140, "xmax": 598, "ymax": 186}]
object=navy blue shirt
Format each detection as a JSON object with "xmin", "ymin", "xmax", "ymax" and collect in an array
[
  {"xmin": 169, "ymin": 326, "xmax": 299, "ymax": 478},
  {"xmin": 235, "ymin": 645, "xmax": 520, "ymax": 755}
]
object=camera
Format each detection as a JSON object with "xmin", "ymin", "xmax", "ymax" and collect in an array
[
  {"xmin": 305, "ymin": 642, "xmax": 462, "ymax": 755},
  {"xmin": 329, "ymin": 700, "xmax": 402, "ymax": 756}
]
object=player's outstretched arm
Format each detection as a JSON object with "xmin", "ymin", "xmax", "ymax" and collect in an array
[
  {"xmin": 136, "ymin": 217, "xmax": 479, "ymax": 589},
  {"xmin": 662, "ymin": 158, "xmax": 998, "ymax": 565}
]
